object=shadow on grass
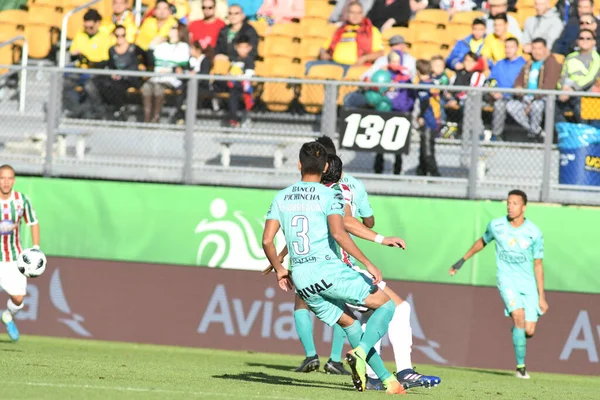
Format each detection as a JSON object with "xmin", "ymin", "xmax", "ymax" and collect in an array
[
  {"xmin": 213, "ymin": 371, "xmax": 354, "ymax": 392},
  {"xmin": 245, "ymin": 362, "xmax": 296, "ymax": 372},
  {"xmin": 449, "ymin": 366, "xmax": 514, "ymax": 377}
]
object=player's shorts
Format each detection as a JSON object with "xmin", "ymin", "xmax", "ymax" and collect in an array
[
  {"xmin": 346, "ymin": 264, "xmax": 386, "ymax": 313},
  {"xmin": 0, "ymin": 261, "xmax": 26, "ymax": 296},
  {"xmin": 292, "ymin": 259, "xmax": 376, "ymax": 326},
  {"xmin": 498, "ymin": 282, "xmax": 542, "ymax": 323}
]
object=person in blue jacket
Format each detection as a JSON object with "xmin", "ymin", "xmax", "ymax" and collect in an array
[{"xmin": 446, "ymin": 18, "xmax": 487, "ymax": 70}]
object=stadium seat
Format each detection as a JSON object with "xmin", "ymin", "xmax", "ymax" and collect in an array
[
  {"xmin": 450, "ymin": 10, "xmax": 485, "ymax": 24},
  {"xmin": 515, "ymin": 0, "xmax": 535, "ymax": 8},
  {"xmin": 300, "ymin": 37, "xmax": 325, "ymax": 63},
  {"xmin": 516, "ymin": 8, "xmax": 535, "ymax": 29},
  {"xmin": 26, "ymin": 23, "xmax": 59, "ymax": 58},
  {"xmin": 409, "ymin": 20, "xmax": 439, "ymax": 32},
  {"xmin": 413, "ymin": 9, "xmax": 450, "ymax": 27},
  {"xmin": 446, "ymin": 22, "xmax": 472, "ymax": 42},
  {"xmin": 0, "ymin": 24, "xmax": 20, "ymax": 39},
  {"xmin": 0, "ymin": 10, "xmax": 27, "ymax": 30},
  {"xmin": 382, "ymin": 27, "xmax": 412, "ymax": 44},
  {"xmin": 263, "ymin": 36, "xmax": 296, "ymax": 59},
  {"xmin": 299, "ymin": 63, "xmax": 345, "ymax": 113},
  {"xmin": 261, "ymin": 61, "xmax": 300, "ymax": 112},
  {"xmin": 268, "ymin": 23, "xmax": 301, "ymax": 40},
  {"xmin": 553, "ymin": 53, "xmax": 565, "ymax": 64},
  {"xmin": 304, "ymin": 1, "xmax": 332, "ymax": 20},
  {"xmin": 581, "ymin": 97, "xmax": 600, "ymax": 120},
  {"xmin": 411, "ymin": 42, "xmax": 444, "ymax": 60},
  {"xmin": 249, "ymin": 20, "xmax": 268, "ymax": 39},
  {"xmin": 413, "ymin": 28, "xmax": 450, "ymax": 47},
  {"xmin": 303, "ymin": 21, "xmax": 336, "ymax": 40},
  {"xmin": 211, "ymin": 58, "xmax": 230, "ymax": 75},
  {"xmin": 337, "ymin": 66, "xmax": 369, "ymax": 105},
  {"xmin": 27, "ymin": 4, "xmax": 61, "ymax": 27}
]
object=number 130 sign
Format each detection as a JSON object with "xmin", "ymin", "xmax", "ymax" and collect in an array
[{"xmin": 338, "ymin": 109, "xmax": 412, "ymax": 154}]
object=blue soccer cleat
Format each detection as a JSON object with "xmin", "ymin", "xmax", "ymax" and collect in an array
[
  {"xmin": 366, "ymin": 377, "xmax": 384, "ymax": 391},
  {"xmin": 2, "ymin": 312, "xmax": 19, "ymax": 342},
  {"xmin": 397, "ymin": 368, "xmax": 441, "ymax": 389}
]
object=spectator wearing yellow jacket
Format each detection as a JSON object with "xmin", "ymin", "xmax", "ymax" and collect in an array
[
  {"xmin": 481, "ymin": 13, "xmax": 521, "ymax": 67},
  {"xmin": 100, "ymin": 0, "xmax": 137, "ymax": 44},
  {"xmin": 136, "ymin": 0, "xmax": 179, "ymax": 51}
]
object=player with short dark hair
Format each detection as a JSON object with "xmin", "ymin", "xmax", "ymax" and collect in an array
[
  {"xmin": 449, "ymin": 189, "xmax": 547, "ymax": 379},
  {"xmin": 263, "ymin": 142, "xmax": 406, "ymax": 394},
  {"xmin": 0, "ymin": 165, "xmax": 40, "ymax": 342}
]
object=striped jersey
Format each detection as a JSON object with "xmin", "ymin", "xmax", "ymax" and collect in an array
[
  {"xmin": 325, "ymin": 182, "xmax": 355, "ymax": 266},
  {"xmin": 0, "ymin": 191, "xmax": 38, "ymax": 262}
]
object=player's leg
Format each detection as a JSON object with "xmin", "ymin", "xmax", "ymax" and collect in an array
[
  {"xmin": 293, "ymin": 294, "xmax": 320, "ymax": 372},
  {"xmin": 500, "ymin": 285, "xmax": 529, "ymax": 379},
  {"xmin": 0, "ymin": 262, "xmax": 26, "ymax": 341},
  {"xmin": 324, "ymin": 323, "xmax": 351, "ymax": 375},
  {"xmin": 523, "ymin": 291, "xmax": 542, "ymax": 339}
]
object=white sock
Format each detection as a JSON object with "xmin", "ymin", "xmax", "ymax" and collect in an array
[
  {"xmin": 388, "ymin": 301, "xmax": 413, "ymax": 373},
  {"xmin": 3, "ymin": 299, "xmax": 23, "ymax": 322},
  {"xmin": 360, "ymin": 312, "xmax": 383, "ymax": 380}
]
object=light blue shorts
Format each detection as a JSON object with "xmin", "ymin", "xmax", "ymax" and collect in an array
[
  {"xmin": 291, "ymin": 259, "xmax": 376, "ymax": 326},
  {"xmin": 498, "ymin": 282, "xmax": 542, "ymax": 323}
]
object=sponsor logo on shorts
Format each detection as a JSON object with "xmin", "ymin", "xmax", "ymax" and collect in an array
[{"xmin": 296, "ymin": 280, "xmax": 333, "ymax": 300}]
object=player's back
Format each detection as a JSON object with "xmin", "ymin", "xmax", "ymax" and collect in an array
[
  {"xmin": 269, "ymin": 181, "xmax": 343, "ymax": 268},
  {"xmin": 340, "ymin": 173, "xmax": 372, "ymax": 218}
]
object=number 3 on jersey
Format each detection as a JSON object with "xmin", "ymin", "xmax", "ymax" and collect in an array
[{"xmin": 291, "ymin": 215, "xmax": 310, "ymax": 255}]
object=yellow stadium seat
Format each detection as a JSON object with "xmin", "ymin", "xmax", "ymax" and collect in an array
[
  {"xmin": 382, "ymin": 26, "xmax": 412, "ymax": 44},
  {"xmin": 409, "ymin": 20, "xmax": 438, "ymax": 32},
  {"xmin": 300, "ymin": 37, "xmax": 325, "ymax": 63},
  {"xmin": 337, "ymin": 66, "xmax": 369, "ymax": 105},
  {"xmin": 450, "ymin": 10, "xmax": 485, "ymax": 24},
  {"xmin": 211, "ymin": 58, "xmax": 230, "ymax": 75},
  {"xmin": 516, "ymin": 7, "xmax": 536, "ymax": 29},
  {"xmin": 0, "ymin": 10, "xmax": 27, "ymax": 30},
  {"xmin": 413, "ymin": 9, "xmax": 450, "ymax": 27},
  {"xmin": 304, "ymin": 2, "xmax": 331, "ymax": 20},
  {"xmin": 254, "ymin": 60, "xmax": 268, "ymax": 76},
  {"xmin": 303, "ymin": 21, "xmax": 335, "ymax": 40},
  {"xmin": 261, "ymin": 61, "xmax": 300, "ymax": 111},
  {"xmin": 446, "ymin": 22, "xmax": 472, "ymax": 41},
  {"xmin": 516, "ymin": 0, "xmax": 535, "ymax": 8},
  {"xmin": 300, "ymin": 64, "xmax": 345, "ymax": 113},
  {"xmin": 0, "ymin": 24, "xmax": 20, "ymax": 39},
  {"xmin": 413, "ymin": 29, "xmax": 451, "ymax": 47},
  {"xmin": 268, "ymin": 23, "xmax": 301, "ymax": 40},
  {"xmin": 300, "ymin": 17, "xmax": 331, "ymax": 30},
  {"xmin": 263, "ymin": 36, "xmax": 295, "ymax": 58},
  {"xmin": 411, "ymin": 42, "xmax": 444, "ymax": 60},
  {"xmin": 29, "ymin": 0, "xmax": 64, "ymax": 6},
  {"xmin": 27, "ymin": 5, "xmax": 62, "ymax": 27},
  {"xmin": 249, "ymin": 20, "xmax": 268, "ymax": 39},
  {"xmin": 553, "ymin": 53, "xmax": 565, "ymax": 64},
  {"xmin": 581, "ymin": 97, "xmax": 600, "ymax": 120},
  {"xmin": 26, "ymin": 24, "xmax": 59, "ymax": 58}
]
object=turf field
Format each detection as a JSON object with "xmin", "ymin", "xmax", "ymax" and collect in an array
[{"xmin": 0, "ymin": 336, "xmax": 598, "ymax": 400}]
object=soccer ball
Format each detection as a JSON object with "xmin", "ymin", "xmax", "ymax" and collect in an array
[{"xmin": 17, "ymin": 248, "xmax": 47, "ymax": 278}]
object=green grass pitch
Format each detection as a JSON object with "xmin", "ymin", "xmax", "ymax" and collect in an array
[{"xmin": 0, "ymin": 336, "xmax": 598, "ymax": 399}]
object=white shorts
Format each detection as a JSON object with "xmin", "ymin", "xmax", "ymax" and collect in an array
[
  {"xmin": 346, "ymin": 265, "xmax": 387, "ymax": 313},
  {"xmin": 0, "ymin": 262, "xmax": 27, "ymax": 296}
]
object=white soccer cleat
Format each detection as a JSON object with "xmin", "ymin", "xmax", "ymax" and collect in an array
[{"xmin": 515, "ymin": 367, "xmax": 530, "ymax": 379}]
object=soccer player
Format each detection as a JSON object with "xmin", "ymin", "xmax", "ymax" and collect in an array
[
  {"xmin": 0, "ymin": 165, "xmax": 40, "ymax": 341},
  {"xmin": 262, "ymin": 141, "xmax": 405, "ymax": 394},
  {"xmin": 449, "ymin": 189, "xmax": 548, "ymax": 379}
]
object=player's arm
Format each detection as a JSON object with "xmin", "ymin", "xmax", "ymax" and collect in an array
[
  {"xmin": 534, "ymin": 258, "xmax": 548, "ymax": 313},
  {"xmin": 449, "ymin": 237, "xmax": 487, "ymax": 276},
  {"xmin": 31, "ymin": 224, "xmax": 40, "ymax": 248},
  {"xmin": 342, "ymin": 203, "xmax": 405, "ymax": 249},
  {"xmin": 328, "ymin": 213, "xmax": 383, "ymax": 284},
  {"xmin": 361, "ymin": 216, "xmax": 375, "ymax": 228},
  {"xmin": 262, "ymin": 219, "xmax": 292, "ymax": 291},
  {"xmin": 262, "ymin": 246, "xmax": 288, "ymax": 276}
]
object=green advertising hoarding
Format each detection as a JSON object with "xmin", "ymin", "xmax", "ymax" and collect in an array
[{"xmin": 14, "ymin": 177, "xmax": 600, "ymax": 294}]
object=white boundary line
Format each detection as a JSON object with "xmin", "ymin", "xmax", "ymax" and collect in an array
[{"xmin": 3, "ymin": 381, "xmax": 310, "ymax": 400}]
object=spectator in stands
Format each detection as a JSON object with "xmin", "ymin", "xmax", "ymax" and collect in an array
[
  {"xmin": 362, "ymin": 35, "xmax": 416, "ymax": 79},
  {"xmin": 70, "ymin": 9, "xmax": 111, "ymax": 68},
  {"xmin": 142, "ymin": 0, "xmax": 190, "ymax": 24},
  {"xmin": 141, "ymin": 22, "xmax": 191, "ymax": 122},
  {"xmin": 367, "ymin": 0, "xmax": 413, "ymax": 30},
  {"xmin": 224, "ymin": 34, "xmax": 256, "ymax": 127},
  {"xmin": 555, "ymin": 13, "xmax": 600, "ymax": 55},
  {"xmin": 256, "ymin": 0, "xmax": 305, "ymax": 24},
  {"xmin": 446, "ymin": 18, "xmax": 486, "ymax": 71},
  {"xmin": 486, "ymin": 38, "xmax": 527, "ymax": 139},
  {"xmin": 214, "ymin": 5, "xmax": 259, "ymax": 60},
  {"xmin": 556, "ymin": 28, "xmax": 600, "ymax": 122},
  {"xmin": 508, "ymin": 38, "xmax": 561, "ymax": 138},
  {"xmin": 445, "ymin": 52, "xmax": 486, "ymax": 131},
  {"xmin": 329, "ymin": 0, "xmax": 374, "ymax": 24},
  {"xmin": 307, "ymin": 1, "xmax": 384, "ymax": 75},
  {"xmin": 522, "ymin": 0, "xmax": 562, "ymax": 53},
  {"xmin": 485, "ymin": 0, "xmax": 522, "ymax": 42},
  {"xmin": 482, "ymin": 13, "xmax": 522, "ymax": 67},
  {"xmin": 414, "ymin": 60, "xmax": 441, "ymax": 176},
  {"xmin": 231, "ymin": 0, "xmax": 263, "ymax": 20},
  {"xmin": 553, "ymin": 0, "xmax": 597, "ymax": 54},
  {"xmin": 440, "ymin": 0, "xmax": 476, "ymax": 18},
  {"xmin": 555, "ymin": 0, "xmax": 579, "ymax": 25},
  {"xmin": 100, "ymin": 0, "xmax": 137, "ymax": 43},
  {"xmin": 136, "ymin": 0, "xmax": 179, "ymax": 52},
  {"xmin": 190, "ymin": 0, "xmax": 229, "ymax": 21},
  {"xmin": 189, "ymin": 0, "xmax": 226, "ymax": 49},
  {"xmin": 97, "ymin": 25, "xmax": 152, "ymax": 119}
]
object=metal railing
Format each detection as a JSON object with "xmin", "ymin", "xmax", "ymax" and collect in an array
[
  {"xmin": 0, "ymin": 36, "xmax": 28, "ymax": 113},
  {"xmin": 58, "ymin": 0, "xmax": 102, "ymax": 68},
  {"xmin": 0, "ymin": 64, "xmax": 598, "ymax": 206}
]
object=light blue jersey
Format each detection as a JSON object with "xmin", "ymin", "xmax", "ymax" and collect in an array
[
  {"xmin": 340, "ymin": 173, "xmax": 373, "ymax": 218},
  {"xmin": 483, "ymin": 217, "xmax": 544, "ymax": 295},
  {"xmin": 266, "ymin": 181, "xmax": 345, "ymax": 269}
]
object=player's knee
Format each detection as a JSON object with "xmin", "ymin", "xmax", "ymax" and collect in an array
[
  {"xmin": 525, "ymin": 327, "xmax": 536, "ymax": 338},
  {"xmin": 364, "ymin": 288, "xmax": 391, "ymax": 309},
  {"xmin": 294, "ymin": 294, "xmax": 309, "ymax": 311},
  {"xmin": 336, "ymin": 312, "xmax": 356, "ymax": 328},
  {"xmin": 11, "ymin": 295, "xmax": 24, "ymax": 306},
  {"xmin": 511, "ymin": 309, "xmax": 525, "ymax": 328}
]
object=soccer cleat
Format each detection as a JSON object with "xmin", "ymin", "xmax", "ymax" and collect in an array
[
  {"xmin": 323, "ymin": 359, "xmax": 351, "ymax": 375},
  {"xmin": 516, "ymin": 366, "xmax": 530, "ymax": 379},
  {"xmin": 397, "ymin": 368, "xmax": 441, "ymax": 389},
  {"xmin": 366, "ymin": 377, "xmax": 384, "ymax": 391},
  {"xmin": 294, "ymin": 355, "xmax": 320, "ymax": 373},
  {"xmin": 2, "ymin": 312, "xmax": 19, "ymax": 342},
  {"xmin": 345, "ymin": 348, "xmax": 367, "ymax": 392},
  {"xmin": 383, "ymin": 376, "xmax": 407, "ymax": 395}
]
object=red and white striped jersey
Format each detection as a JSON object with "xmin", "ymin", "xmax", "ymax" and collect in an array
[
  {"xmin": 325, "ymin": 182, "xmax": 355, "ymax": 266},
  {"xmin": 0, "ymin": 191, "xmax": 38, "ymax": 262}
]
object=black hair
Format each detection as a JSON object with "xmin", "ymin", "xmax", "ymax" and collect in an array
[
  {"xmin": 579, "ymin": 28, "xmax": 596, "ymax": 39},
  {"xmin": 492, "ymin": 13, "xmax": 508, "ymax": 22},
  {"xmin": 531, "ymin": 37, "xmax": 547, "ymax": 47},
  {"xmin": 505, "ymin": 37, "xmax": 519, "ymax": 46},
  {"xmin": 113, "ymin": 24, "xmax": 125, "ymax": 33},
  {"xmin": 299, "ymin": 142, "xmax": 328, "ymax": 175},
  {"xmin": 464, "ymin": 51, "xmax": 479, "ymax": 62},
  {"xmin": 234, "ymin": 34, "xmax": 252, "ymax": 46},
  {"xmin": 321, "ymin": 154, "xmax": 343, "ymax": 184},
  {"xmin": 508, "ymin": 189, "xmax": 528, "ymax": 205},
  {"xmin": 315, "ymin": 135, "xmax": 337, "ymax": 156},
  {"xmin": 83, "ymin": 8, "xmax": 102, "ymax": 22},
  {"xmin": 472, "ymin": 18, "xmax": 485, "ymax": 27}
]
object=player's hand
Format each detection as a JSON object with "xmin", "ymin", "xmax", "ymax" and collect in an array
[
  {"xmin": 448, "ymin": 258, "xmax": 465, "ymax": 276},
  {"xmin": 382, "ymin": 236, "xmax": 406, "ymax": 249},
  {"xmin": 365, "ymin": 263, "xmax": 382, "ymax": 285},
  {"xmin": 539, "ymin": 297, "xmax": 549, "ymax": 314},
  {"xmin": 276, "ymin": 268, "xmax": 293, "ymax": 292}
]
